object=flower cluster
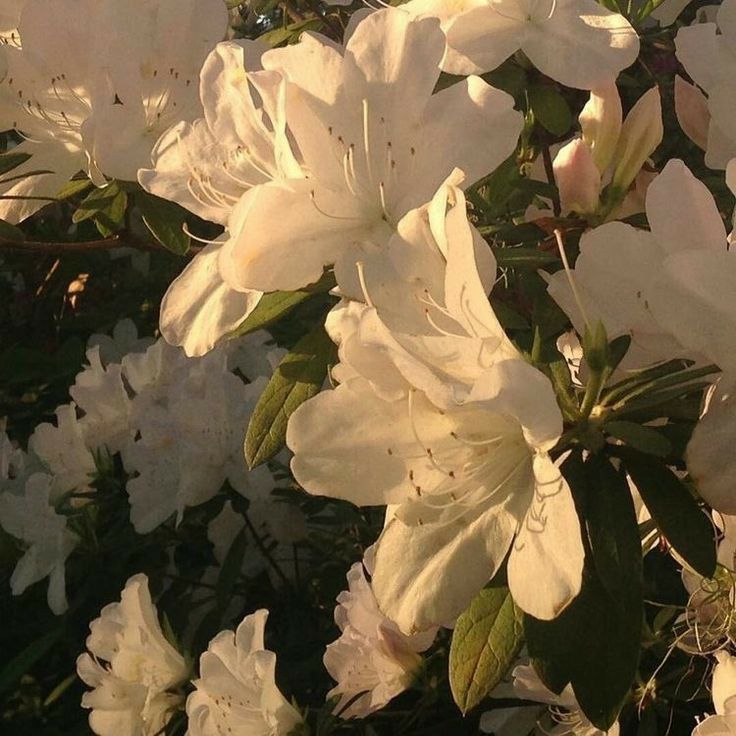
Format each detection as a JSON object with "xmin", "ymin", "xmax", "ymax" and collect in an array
[{"xmin": 4, "ymin": 0, "xmax": 736, "ymax": 734}]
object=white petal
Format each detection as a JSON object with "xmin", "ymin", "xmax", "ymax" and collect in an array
[
  {"xmin": 646, "ymin": 159, "xmax": 726, "ymax": 254},
  {"xmin": 686, "ymin": 376, "xmax": 736, "ymax": 514},
  {"xmin": 507, "ymin": 455, "xmax": 583, "ymax": 619},
  {"xmin": 523, "ymin": 0, "xmax": 639, "ymax": 90},
  {"xmin": 160, "ymin": 239, "xmax": 261, "ymax": 357},
  {"xmin": 674, "ymin": 75, "xmax": 710, "ymax": 151},
  {"xmin": 371, "ymin": 503, "xmax": 521, "ymax": 634}
]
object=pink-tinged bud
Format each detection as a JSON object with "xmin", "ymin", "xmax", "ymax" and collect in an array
[
  {"xmin": 579, "ymin": 81, "xmax": 623, "ymax": 174},
  {"xmin": 553, "ymin": 139, "xmax": 601, "ymax": 215},
  {"xmin": 612, "ymin": 87, "xmax": 664, "ymax": 191},
  {"xmin": 674, "ymin": 75, "xmax": 710, "ymax": 151}
]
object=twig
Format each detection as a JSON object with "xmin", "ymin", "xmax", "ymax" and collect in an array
[{"xmin": 0, "ymin": 234, "xmax": 201, "ymax": 255}]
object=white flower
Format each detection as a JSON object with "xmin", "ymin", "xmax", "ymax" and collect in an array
[
  {"xmin": 186, "ymin": 609, "xmax": 303, "ymax": 736},
  {"xmin": 676, "ymin": 0, "xmax": 736, "ymax": 168},
  {"xmin": 218, "ymin": 8, "xmax": 522, "ymax": 295},
  {"xmin": 70, "ymin": 347, "xmax": 133, "ymax": 456},
  {"xmin": 87, "ymin": 319, "xmax": 154, "ymax": 365},
  {"xmin": 510, "ymin": 664, "xmax": 619, "ymax": 736},
  {"xmin": 324, "ymin": 555, "xmax": 437, "ymax": 717},
  {"xmin": 546, "ymin": 159, "xmax": 723, "ymax": 370},
  {"xmin": 0, "ymin": 471, "xmax": 76, "ymax": 614},
  {"xmin": 287, "ymin": 182, "xmax": 583, "ymax": 633},
  {"xmin": 140, "ymin": 39, "xmax": 302, "ymax": 356},
  {"xmin": 400, "ymin": 0, "xmax": 638, "ymax": 88},
  {"xmin": 77, "ymin": 574, "xmax": 189, "ymax": 736},
  {"xmin": 121, "ymin": 340, "xmax": 261, "ymax": 533},
  {"xmin": 28, "ymin": 403, "xmax": 97, "ymax": 499},
  {"xmin": 0, "ymin": 0, "xmax": 228, "ymax": 223},
  {"xmin": 692, "ymin": 652, "xmax": 736, "ymax": 736}
]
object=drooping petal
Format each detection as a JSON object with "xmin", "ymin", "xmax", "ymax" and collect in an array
[
  {"xmin": 507, "ymin": 454, "xmax": 584, "ymax": 619},
  {"xmin": 371, "ymin": 501, "xmax": 523, "ymax": 634},
  {"xmin": 160, "ymin": 239, "xmax": 261, "ymax": 357}
]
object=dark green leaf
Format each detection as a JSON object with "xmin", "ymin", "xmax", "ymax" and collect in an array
[
  {"xmin": 0, "ymin": 627, "xmax": 64, "ymax": 695},
  {"xmin": 0, "ymin": 218, "xmax": 25, "ymax": 241},
  {"xmin": 606, "ymin": 421, "xmax": 672, "ymax": 458},
  {"xmin": 528, "ymin": 85, "xmax": 573, "ymax": 136},
  {"xmin": 72, "ymin": 182, "xmax": 124, "ymax": 224},
  {"xmin": 216, "ymin": 528, "xmax": 248, "ymax": 609},
  {"xmin": 0, "ymin": 150, "xmax": 31, "ymax": 176},
  {"xmin": 620, "ymin": 449, "xmax": 716, "ymax": 577},
  {"xmin": 525, "ymin": 452, "xmax": 642, "ymax": 730},
  {"xmin": 491, "ymin": 246, "xmax": 558, "ymax": 268},
  {"xmin": 584, "ymin": 455, "xmax": 643, "ymax": 610},
  {"xmin": 136, "ymin": 190, "xmax": 190, "ymax": 255},
  {"xmin": 245, "ymin": 324, "xmax": 336, "ymax": 468},
  {"xmin": 449, "ymin": 585, "xmax": 523, "ymax": 713}
]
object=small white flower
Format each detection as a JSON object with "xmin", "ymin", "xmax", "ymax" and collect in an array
[
  {"xmin": 0, "ymin": 471, "xmax": 77, "ymax": 614},
  {"xmin": 511, "ymin": 664, "xmax": 619, "ymax": 736},
  {"xmin": 77, "ymin": 573, "xmax": 189, "ymax": 736},
  {"xmin": 28, "ymin": 403, "xmax": 97, "ymax": 499},
  {"xmin": 324, "ymin": 556, "xmax": 437, "ymax": 717},
  {"xmin": 186, "ymin": 609, "xmax": 303, "ymax": 736},
  {"xmin": 693, "ymin": 652, "xmax": 736, "ymax": 735}
]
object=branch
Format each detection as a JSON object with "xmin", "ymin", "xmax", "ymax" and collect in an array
[{"xmin": 0, "ymin": 233, "xmax": 201, "ymax": 255}]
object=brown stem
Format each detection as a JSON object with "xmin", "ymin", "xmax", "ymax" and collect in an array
[{"xmin": 0, "ymin": 234, "xmax": 201, "ymax": 255}]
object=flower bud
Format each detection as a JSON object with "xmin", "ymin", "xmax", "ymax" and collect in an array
[
  {"xmin": 553, "ymin": 138, "xmax": 601, "ymax": 215},
  {"xmin": 674, "ymin": 75, "xmax": 710, "ymax": 151},
  {"xmin": 579, "ymin": 81, "xmax": 622, "ymax": 174},
  {"xmin": 611, "ymin": 86, "xmax": 663, "ymax": 191}
]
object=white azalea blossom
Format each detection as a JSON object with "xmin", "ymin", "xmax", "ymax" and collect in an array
[
  {"xmin": 288, "ymin": 181, "xmax": 584, "ymax": 632},
  {"xmin": 0, "ymin": 471, "xmax": 77, "ymax": 614},
  {"xmin": 546, "ymin": 159, "xmax": 722, "ymax": 370},
  {"xmin": 691, "ymin": 652, "xmax": 736, "ymax": 736},
  {"xmin": 186, "ymin": 609, "xmax": 303, "ymax": 736},
  {"xmin": 87, "ymin": 319, "xmax": 154, "ymax": 365},
  {"xmin": 122, "ymin": 341, "xmax": 265, "ymax": 533},
  {"xmin": 218, "ymin": 8, "xmax": 522, "ymax": 295},
  {"xmin": 324, "ymin": 554, "xmax": 437, "ymax": 717},
  {"xmin": 0, "ymin": 0, "xmax": 23, "ymax": 45},
  {"xmin": 510, "ymin": 664, "xmax": 620, "ymax": 736},
  {"xmin": 0, "ymin": 0, "xmax": 228, "ymax": 223},
  {"xmin": 676, "ymin": 0, "xmax": 736, "ymax": 168},
  {"xmin": 400, "ymin": 0, "xmax": 639, "ymax": 88},
  {"xmin": 77, "ymin": 574, "xmax": 189, "ymax": 736},
  {"xmin": 28, "ymin": 403, "xmax": 97, "ymax": 499},
  {"xmin": 139, "ymin": 39, "xmax": 302, "ymax": 356}
]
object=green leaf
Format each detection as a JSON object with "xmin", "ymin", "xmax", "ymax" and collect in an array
[
  {"xmin": 525, "ymin": 452, "xmax": 642, "ymax": 730},
  {"xmin": 449, "ymin": 585, "xmax": 523, "ymax": 714},
  {"xmin": 605, "ymin": 421, "xmax": 672, "ymax": 458},
  {"xmin": 55, "ymin": 177, "xmax": 93, "ymax": 201},
  {"xmin": 620, "ymin": 449, "xmax": 716, "ymax": 578},
  {"xmin": 0, "ymin": 150, "xmax": 31, "ymax": 176},
  {"xmin": 136, "ymin": 190, "xmax": 190, "ymax": 255},
  {"xmin": 0, "ymin": 627, "xmax": 64, "ymax": 695},
  {"xmin": 245, "ymin": 324, "xmax": 337, "ymax": 469},
  {"xmin": 230, "ymin": 275, "xmax": 334, "ymax": 339},
  {"xmin": 216, "ymin": 528, "xmax": 248, "ymax": 609},
  {"xmin": 528, "ymin": 85, "xmax": 573, "ymax": 136},
  {"xmin": 583, "ymin": 455, "xmax": 643, "ymax": 611},
  {"xmin": 72, "ymin": 182, "xmax": 123, "ymax": 224},
  {"xmin": 491, "ymin": 246, "xmax": 558, "ymax": 268}
]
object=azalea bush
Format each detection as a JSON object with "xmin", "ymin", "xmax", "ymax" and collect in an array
[{"xmin": 2, "ymin": 0, "xmax": 736, "ymax": 734}]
